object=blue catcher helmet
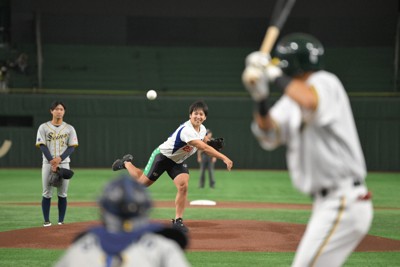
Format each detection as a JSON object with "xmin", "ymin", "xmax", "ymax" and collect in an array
[{"xmin": 99, "ymin": 175, "xmax": 152, "ymax": 220}]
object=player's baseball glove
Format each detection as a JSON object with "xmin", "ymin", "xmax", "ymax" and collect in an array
[
  {"xmin": 207, "ymin": 137, "xmax": 225, "ymax": 151},
  {"xmin": 48, "ymin": 171, "xmax": 62, "ymax": 187},
  {"xmin": 58, "ymin": 168, "xmax": 74, "ymax": 179},
  {"xmin": 112, "ymin": 154, "xmax": 133, "ymax": 171},
  {"xmin": 48, "ymin": 168, "xmax": 74, "ymax": 187}
]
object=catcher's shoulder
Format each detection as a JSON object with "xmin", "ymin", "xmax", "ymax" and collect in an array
[{"xmin": 73, "ymin": 231, "xmax": 88, "ymax": 241}]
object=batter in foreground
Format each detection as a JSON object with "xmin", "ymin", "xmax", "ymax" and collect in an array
[{"xmin": 242, "ymin": 33, "xmax": 373, "ymax": 267}]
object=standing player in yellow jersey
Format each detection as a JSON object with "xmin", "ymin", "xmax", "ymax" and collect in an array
[{"xmin": 36, "ymin": 101, "xmax": 78, "ymax": 227}]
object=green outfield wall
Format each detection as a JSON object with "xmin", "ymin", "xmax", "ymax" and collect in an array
[
  {"xmin": 3, "ymin": 44, "xmax": 395, "ymax": 93},
  {"xmin": 0, "ymin": 94, "xmax": 398, "ymax": 171}
]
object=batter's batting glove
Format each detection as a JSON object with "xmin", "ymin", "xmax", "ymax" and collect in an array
[
  {"xmin": 243, "ymin": 51, "xmax": 271, "ymax": 101},
  {"xmin": 245, "ymin": 51, "xmax": 270, "ymax": 68},
  {"xmin": 245, "ymin": 51, "xmax": 282, "ymax": 81},
  {"xmin": 242, "ymin": 65, "xmax": 270, "ymax": 102},
  {"xmin": 112, "ymin": 154, "xmax": 133, "ymax": 171},
  {"xmin": 243, "ymin": 56, "xmax": 285, "ymax": 102},
  {"xmin": 264, "ymin": 59, "xmax": 283, "ymax": 83}
]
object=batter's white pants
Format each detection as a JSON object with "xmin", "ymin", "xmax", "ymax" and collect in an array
[{"xmin": 292, "ymin": 182, "xmax": 373, "ymax": 267}]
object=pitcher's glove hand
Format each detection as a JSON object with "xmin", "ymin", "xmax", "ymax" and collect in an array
[
  {"xmin": 48, "ymin": 167, "xmax": 74, "ymax": 187},
  {"xmin": 207, "ymin": 138, "xmax": 225, "ymax": 151}
]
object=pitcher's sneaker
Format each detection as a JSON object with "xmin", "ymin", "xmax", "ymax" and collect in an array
[
  {"xmin": 112, "ymin": 154, "xmax": 133, "ymax": 171},
  {"xmin": 172, "ymin": 218, "xmax": 188, "ymax": 233},
  {"xmin": 43, "ymin": 221, "xmax": 52, "ymax": 227}
]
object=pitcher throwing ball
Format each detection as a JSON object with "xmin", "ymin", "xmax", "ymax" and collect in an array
[
  {"xmin": 112, "ymin": 100, "xmax": 233, "ymax": 233},
  {"xmin": 242, "ymin": 33, "xmax": 373, "ymax": 267}
]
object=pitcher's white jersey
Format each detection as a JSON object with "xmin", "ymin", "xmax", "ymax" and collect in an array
[
  {"xmin": 159, "ymin": 120, "xmax": 206, "ymax": 163},
  {"xmin": 252, "ymin": 70, "xmax": 366, "ymax": 195},
  {"xmin": 54, "ymin": 231, "xmax": 190, "ymax": 267},
  {"xmin": 36, "ymin": 121, "xmax": 78, "ymax": 163}
]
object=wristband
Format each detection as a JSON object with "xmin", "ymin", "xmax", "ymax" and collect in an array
[
  {"xmin": 274, "ymin": 74, "xmax": 292, "ymax": 91},
  {"xmin": 256, "ymin": 99, "xmax": 270, "ymax": 116}
]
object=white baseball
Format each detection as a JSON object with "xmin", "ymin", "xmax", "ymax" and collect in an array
[{"xmin": 146, "ymin": 90, "xmax": 157, "ymax": 100}]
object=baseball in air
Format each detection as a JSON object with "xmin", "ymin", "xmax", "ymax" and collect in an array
[{"xmin": 146, "ymin": 90, "xmax": 157, "ymax": 100}]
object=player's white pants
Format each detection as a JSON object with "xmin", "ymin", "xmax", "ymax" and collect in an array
[
  {"xmin": 42, "ymin": 163, "xmax": 70, "ymax": 198},
  {"xmin": 292, "ymin": 182, "xmax": 373, "ymax": 267}
]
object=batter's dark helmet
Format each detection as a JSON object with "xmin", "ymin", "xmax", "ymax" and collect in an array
[
  {"xmin": 99, "ymin": 175, "xmax": 152, "ymax": 220},
  {"xmin": 274, "ymin": 33, "xmax": 324, "ymax": 76}
]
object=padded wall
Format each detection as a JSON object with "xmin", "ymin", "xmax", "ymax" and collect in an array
[
  {"xmin": 7, "ymin": 45, "xmax": 394, "ymax": 92},
  {"xmin": 0, "ymin": 94, "xmax": 399, "ymax": 171}
]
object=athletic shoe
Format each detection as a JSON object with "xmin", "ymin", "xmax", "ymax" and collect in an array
[
  {"xmin": 172, "ymin": 218, "xmax": 188, "ymax": 233},
  {"xmin": 112, "ymin": 154, "xmax": 133, "ymax": 171},
  {"xmin": 43, "ymin": 221, "xmax": 52, "ymax": 227},
  {"xmin": 122, "ymin": 154, "xmax": 133, "ymax": 163},
  {"xmin": 58, "ymin": 222, "xmax": 64, "ymax": 225},
  {"xmin": 112, "ymin": 159, "xmax": 125, "ymax": 171}
]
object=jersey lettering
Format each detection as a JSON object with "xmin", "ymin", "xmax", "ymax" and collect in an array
[
  {"xmin": 47, "ymin": 132, "xmax": 69, "ymax": 141},
  {"xmin": 182, "ymin": 145, "xmax": 193, "ymax": 152}
]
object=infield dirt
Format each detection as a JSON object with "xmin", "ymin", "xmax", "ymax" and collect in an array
[{"xmin": 1, "ymin": 201, "xmax": 399, "ymax": 252}]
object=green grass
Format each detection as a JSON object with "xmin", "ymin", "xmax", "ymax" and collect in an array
[
  {"xmin": 187, "ymin": 252, "xmax": 294, "ymax": 267},
  {"xmin": 0, "ymin": 169, "xmax": 399, "ymax": 267},
  {"xmin": 0, "ymin": 249, "xmax": 64, "ymax": 267}
]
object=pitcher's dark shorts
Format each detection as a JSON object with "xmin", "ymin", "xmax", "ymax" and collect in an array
[{"xmin": 143, "ymin": 148, "xmax": 189, "ymax": 181}]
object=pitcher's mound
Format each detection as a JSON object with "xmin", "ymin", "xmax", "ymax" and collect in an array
[{"xmin": 0, "ymin": 220, "xmax": 399, "ymax": 252}]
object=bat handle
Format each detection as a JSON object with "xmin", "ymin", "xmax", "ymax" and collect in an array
[{"xmin": 260, "ymin": 26, "xmax": 280, "ymax": 54}]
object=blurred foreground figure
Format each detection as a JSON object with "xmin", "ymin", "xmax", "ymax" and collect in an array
[{"xmin": 54, "ymin": 175, "xmax": 190, "ymax": 267}]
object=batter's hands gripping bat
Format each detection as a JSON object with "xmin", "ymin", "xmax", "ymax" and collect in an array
[
  {"xmin": 243, "ymin": 0, "xmax": 296, "ymax": 88},
  {"xmin": 260, "ymin": 0, "xmax": 297, "ymax": 54}
]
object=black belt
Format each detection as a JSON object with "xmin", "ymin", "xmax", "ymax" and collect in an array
[{"xmin": 314, "ymin": 181, "xmax": 362, "ymax": 198}]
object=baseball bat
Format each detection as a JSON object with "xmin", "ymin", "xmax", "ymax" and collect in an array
[
  {"xmin": 259, "ymin": 0, "xmax": 297, "ymax": 54},
  {"xmin": 0, "ymin": 140, "xmax": 12, "ymax": 158}
]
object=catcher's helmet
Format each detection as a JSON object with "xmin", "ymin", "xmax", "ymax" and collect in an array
[
  {"xmin": 99, "ymin": 175, "xmax": 152, "ymax": 220},
  {"xmin": 274, "ymin": 33, "xmax": 324, "ymax": 76}
]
